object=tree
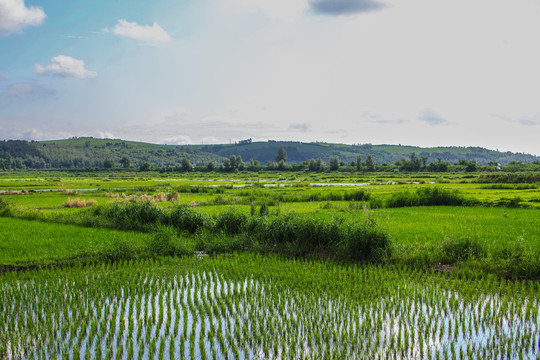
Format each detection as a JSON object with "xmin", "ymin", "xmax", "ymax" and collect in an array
[
  {"xmin": 365, "ymin": 154, "xmax": 376, "ymax": 171},
  {"xmin": 206, "ymin": 161, "xmax": 216, "ymax": 171},
  {"xmin": 277, "ymin": 159, "xmax": 288, "ymax": 170},
  {"xmin": 120, "ymin": 156, "xmax": 130, "ymax": 168},
  {"xmin": 409, "ymin": 153, "xmax": 421, "ymax": 171},
  {"xmin": 247, "ymin": 159, "xmax": 260, "ymax": 171},
  {"xmin": 316, "ymin": 157, "xmax": 324, "ymax": 171},
  {"xmin": 356, "ymin": 155, "xmax": 362, "ymax": 171},
  {"xmin": 181, "ymin": 158, "xmax": 192, "ymax": 172},
  {"xmin": 275, "ymin": 146, "xmax": 288, "ymax": 162},
  {"xmin": 428, "ymin": 158, "xmax": 449, "ymax": 172},
  {"xmin": 4, "ymin": 153, "xmax": 11, "ymax": 171},
  {"xmin": 329, "ymin": 156, "xmax": 339, "ymax": 171},
  {"xmin": 103, "ymin": 158, "xmax": 114, "ymax": 169},
  {"xmin": 139, "ymin": 162, "xmax": 151, "ymax": 171}
]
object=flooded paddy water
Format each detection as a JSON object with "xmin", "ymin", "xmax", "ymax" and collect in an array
[{"xmin": 1, "ymin": 253, "xmax": 538, "ymax": 359}]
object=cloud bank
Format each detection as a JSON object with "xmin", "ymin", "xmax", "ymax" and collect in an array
[
  {"xmin": 0, "ymin": 0, "xmax": 45, "ymax": 33},
  {"xmin": 418, "ymin": 110, "xmax": 449, "ymax": 126},
  {"xmin": 112, "ymin": 19, "xmax": 171, "ymax": 45},
  {"xmin": 35, "ymin": 55, "xmax": 97, "ymax": 78},
  {"xmin": 289, "ymin": 123, "xmax": 312, "ymax": 132},
  {"xmin": 309, "ymin": 0, "xmax": 386, "ymax": 15},
  {"xmin": 163, "ymin": 135, "xmax": 192, "ymax": 145}
]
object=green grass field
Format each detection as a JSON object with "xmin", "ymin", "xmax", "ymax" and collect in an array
[{"xmin": 0, "ymin": 217, "xmax": 155, "ymax": 267}]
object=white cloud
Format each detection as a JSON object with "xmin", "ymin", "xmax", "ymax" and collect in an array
[
  {"xmin": 35, "ymin": 55, "xmax": 97, "ymax": 78},
  {"xmin": 93, "ymin": 131, "xmax": 116, "ymax": 139},
  {"xmin": 200, "ymin": 136, "xmax": 222, "ymax": 144},
  {"xmin": 288, "ymin": 123, "xmax": 311, "ymax": 132},
  {"xmin": 418, "ymin": 109, "xmax": 450, "ymax": 126},
  {"xmin": 0, "ymin": 0, "xmax": 45, "ymax": 33},
  {"xmin": 163, "ymin": 135, "xmax": 192, "ymax": 145},
  {"xmin": 112, "ymin": 19, "xmax": 171, "ymax": 45}
]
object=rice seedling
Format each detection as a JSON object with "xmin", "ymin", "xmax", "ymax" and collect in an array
[{"xmin": 1, "ymin": 253, "xmax": 539, "ymax": 359}]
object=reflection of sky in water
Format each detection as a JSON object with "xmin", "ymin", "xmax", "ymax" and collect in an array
[{"xmin": 3, "ymin": 269, "xmax": 539, "ymax": 360}]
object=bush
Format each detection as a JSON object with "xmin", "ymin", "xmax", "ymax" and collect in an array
[
  {"xmin": 147, "ymin": 226, "xmax": 191, "ymax": 257},
  {"xmin": 385, "ymin": 187, "xmax": 471, "ymax": 208},
  {"xmin": 101, "ymin": 200, "xmax": 164, "ymax": 230},
  {"xmin": 344, "ymin": 189, "xmax": 371, "ymax": 202},
  {"xmin": 214, "ymin": 208, "xmax": 249, "ymax": 235},
  {"xmin": 345, "ymin": 221, "xmax": 390, "ymax": 261},
  {"xmin": 165, "ymin": 205, "xmax": 208, "ymax": 233},
  {"xmin": 196, "ymin": 230, "xmax": 249, "ymax": 253},
  {"xmin": 262, "ymin": 213, "xmax": 389, "ymax": 259}
]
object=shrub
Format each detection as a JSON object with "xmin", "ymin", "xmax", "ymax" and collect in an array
[
  {"xmin": 214, "ymin": 208, "xmax": 249, "ymax": 235},
  {"xmin": 345, "ymin": 220, "xmax": 390, "ymax": 261},
  {"xmin": 263, "ymin": 213, "xmax": 390, "ymax": 259},
  {"xmin": 101, "ymin": 199, "xmax": 163, "ymax": 230},
  {"xmin": 165, "ymin": 205, "xmax": 208, "ymax": 233},
  {"xmin": 385, "ymin": 187, "xmax": 471, "ymax": 208},
  {"xmin": 344, "ymin": 189, "xmax": 371, "ymax": 202},
  {"xmin": 195, "ymin": 230, "xmax": 249, "ymax": 253},
  {"xmin": 147, "ymin": 226, "xmax": 179, "ymax": 257}
]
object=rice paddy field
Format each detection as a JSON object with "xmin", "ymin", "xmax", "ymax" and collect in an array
[{"xmin": 1, "ymin": 170, "xmax": 539, "ymax": 359}]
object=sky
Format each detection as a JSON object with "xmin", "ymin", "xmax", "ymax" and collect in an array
[{"xmin": 1, "ymin": 0, "xmax": 540, "ymax": 155}]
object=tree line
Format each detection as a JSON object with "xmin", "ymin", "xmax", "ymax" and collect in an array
[{"xmin": 1, "ymin": 143, "xmax": 539, "ymax": 173}]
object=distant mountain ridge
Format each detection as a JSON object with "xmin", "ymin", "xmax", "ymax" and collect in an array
[
  {"xmin": 193, "ymin": 141, "xmax": 539, "ymax": 166},
  {"xmin": 0, "ymin": 137, "xmax": 538, "ymax": 169}
]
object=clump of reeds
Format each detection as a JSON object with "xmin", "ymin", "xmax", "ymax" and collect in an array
[
  {"xmin": 61, "ymin": 189, "xmax": 81, "ymax": 195},
  {"xmin": 63, "ymin": 198, "xmax": 97, "ymax": 208}
]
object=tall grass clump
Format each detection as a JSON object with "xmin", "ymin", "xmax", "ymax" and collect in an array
[
  {"xmin": 164, "ymin": 205, "xmax": 209, "ymax": 234},
  {"xmin": 63, "ymin": 198, "xmax": 97, "ymax": 208},
  {"xmin": 385, "ymin": 187, "xmax": 472, "ymax": 208},
  {"xmin": 441, "ymin": 237, "xmax": 485, "ymax": 262},
  {"xmin": 343, "ymin": 189, "xmax": 371, "ymax": 201},
  {"xmin": 100, "ymin": 199, "xmax": 164, "ymax": 231},
  {"xmin": 263, "ymin": 213, "xmax": 389, "ymax": 259},
  {"xmin": 214, "ymin": 208, "xmax": 249, "ymax": 235},
  {"xmin": 147, "ymin": 226, "xmax": 177, "ymax": 256},
  {"xmin": 345, "ymin": 220, "xmax": 390, "ymax": 261},
  {"xmin": 477, "ymin": 173, "xmax": 540, "ymax": 184},
  {"xmin": 265, "ymin": 214, "xmax": 343, "ymax": 255}
]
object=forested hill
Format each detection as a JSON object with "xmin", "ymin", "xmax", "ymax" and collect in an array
[
  {"xmin": 0, "ymin": 137, "xmax": 538, "ymax": 170},
  {"xmin": 0, "ymin": 138, "xmax": 223, "ymax": 169},
  {"xmin": 193, "ymin": 141, "xmax": 538, "ymax": 166}
]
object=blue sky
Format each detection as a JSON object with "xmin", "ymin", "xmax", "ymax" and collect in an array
[{"xmin": 1, "ymin": 0, "xmax": 540, "ymax": 155}]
